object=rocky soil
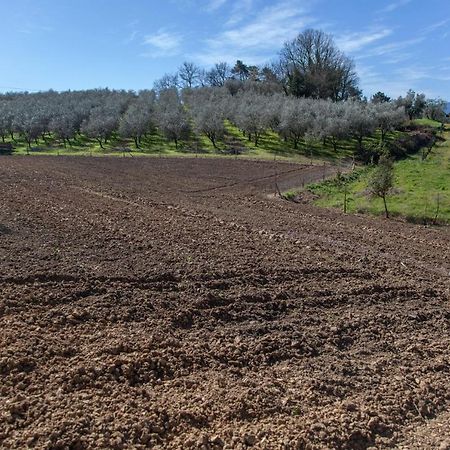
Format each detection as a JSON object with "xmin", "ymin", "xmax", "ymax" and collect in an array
[{"xmin": 0, "ymin": 156, "xmax": 449, "ymax": 449}]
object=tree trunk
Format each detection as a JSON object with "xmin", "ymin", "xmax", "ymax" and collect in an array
[
  {"xmin": 343, "ymin": 184, "xmax": 347, "ymax": 214},
  {"xmin": 332, "ymin": 139, "xmax": 338, "ymax": 152},
  {"xmin": 357, "ymin": 135, "xmax": 363, "ymax": 150},
  {"xmin": 382, "ymin": 195, "xmax": 389, "ymax": 218},
  {"xmin": 97, "ymin": 138, "xmax": 104, "ymax": 149},
  {"xmin": 134, "ymin": 136, "xmax": 140, "ymax": 149}
]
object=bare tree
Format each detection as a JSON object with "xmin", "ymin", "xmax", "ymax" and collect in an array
[
  {"xmin": 279, "ymin": 29, "xmax": 360, "ymax": 100},
  {"xmin": 206, "ymin": 62, "xmax": 231, "ymax": 87},
  {"xmin": 153, "ymin": 73, "xmax": 179, "ymax": 93},
  {"xmin": 178, "ymin": 62, "xmax": 201, "ymax": 88}
]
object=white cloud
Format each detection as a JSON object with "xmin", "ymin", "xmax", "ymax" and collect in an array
[
  {"xmin": 206, "ymin": 0, "xmax": 228, "ymax": 12},
  {"xmin": 17, "ymin": 24, "xmax": 53, "ymax": 34},
  {"xmin": 355, "ymin": 37, "xmax": 424, "ymax": 60},
  {"xmin": 379, "ymin": 0, "xmax": 412, "ymax": 13},
  {"xmin": 193, "ymin": 0, "xmax": 315, "ymax": 65},
  {"xmin": 226, "ymin": 0, "xmax": 254, "ymax": 26},
  {"xmin": 357, "ymin": 62, "xmax": 450, "ymax": 98},
  {"xmin": 142, "ymin": 29, "xmax": 182, "ymax": 57},
  {"xmin": 421, "ymin": 19, "xmax": 450, "ymax": 34},
  {"xmin": 336, "ymin": 28, "xmax": 392, "ymax": 53},
  {"xmin": 395, "ymin": 66, "xmax": 450, "ymax": 82},
  {"xmin": 124, "ymin": 30, "xmax": 139, "ymax": 44}
]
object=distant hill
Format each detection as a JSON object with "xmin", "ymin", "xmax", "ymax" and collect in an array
[{"xmin": 446, "ymin": 102, "xmax": 450, "ymax": 114}]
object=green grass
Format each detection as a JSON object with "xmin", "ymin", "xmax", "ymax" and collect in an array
[
  {"xmin": 2, "ymin": 124, "xmax": 409, "ymax": 165},
  {"xmin": 307, "ymin": 126, "xmax": 450, "ymax": 224},
  {"xmin": 221, "ymin": 121, "xmax": 403, "ymax": 163},
  {"xmin": 413, "ymin": 118, "xmax": 444, "ymax": 129}
]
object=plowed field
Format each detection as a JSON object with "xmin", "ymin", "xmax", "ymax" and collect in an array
[{"xmin": 1, "ymin": 156, "xmax": 449, "ymax": 449}]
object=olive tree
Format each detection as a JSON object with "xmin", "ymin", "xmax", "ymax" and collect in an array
[
  {"xmin": 396, "ymin": 90, "xmax": 426, "ymax": 120},
  {"xmin": 81, "ymin": 105, "xmax": 120, "ymax": 149},
  {"xmin": 233, "ymin": 92, "xmax": 272, "ymax": 146},
  {"xmin": 368, "ymin": 155, "xmax": 394, "ymax": 218},
  {"xmin": 49, "ymin": 111, "xmax": 78, "ymax": 147},
  {"xmin": 0, "ymin": 101, "xmax": 13, "ymax": 142},
  {"xmin": 425, "ymin": 99, "xmax": 447, "ymax": 123},
  {"xmin": 324, "ymin": 102, "xmax": 351, "ymax": 152},
  {"xmin": 155, "ymin": 89, "xmax": 190, "ymax": 149},
  {"xmin": 345, "ymin": 101, "xmax": 377, "ymax": 154},
  {"xmin": 187, "ymin": 89, "xmax": 227, "ymax": 149},
  {"xmin": 373, "ymin": 103, "xmax": 406, "ymax": 142},
  {"xmin": 278, "ymin": 97, "xmax": 314, "ymax": 149},
  {"xmin": 119, "ymin": 92, "xmax": 156, "ymax": 148}
]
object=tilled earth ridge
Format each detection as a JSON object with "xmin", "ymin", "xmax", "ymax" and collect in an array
[{"xmin": 0, "ymin": 156, "xmax": 449, "ymax": 449}]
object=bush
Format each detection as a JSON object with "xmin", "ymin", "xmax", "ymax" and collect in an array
[
  {"xmin": 387, "ymin": 130, "xmax": 435, "ymax": 160},
  {"xmin": 355, "ymin": 142, "xmax": 383, "ymax": 165}
]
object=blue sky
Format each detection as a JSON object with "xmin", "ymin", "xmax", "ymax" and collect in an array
[{"xmin": 1, "ymin": 0, "xmax": 449, "ymax": 99}]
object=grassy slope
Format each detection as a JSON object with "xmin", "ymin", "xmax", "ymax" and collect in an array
[
  {"xmin": 308, "ymin": 124, "xmax": 449, "ymax": 224},
  {"xmin": 6, "ymin": 122, "xmax": 400, "ymax": 165}
]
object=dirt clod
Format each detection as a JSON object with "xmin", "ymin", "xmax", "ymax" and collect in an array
[{"xmin": 0, "ymin": 156, "xmax": 449, "ymax": 449}]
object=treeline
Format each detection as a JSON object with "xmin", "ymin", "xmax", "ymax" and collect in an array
[
  {"xmin": 0, "ymin": 29, "xmax": 447, "ymax": 163},
  {"xmin": 155, "ymin": 29, "xmax": 361, "ymax": 101},
  {"xmin": 0, "ymin": 87, "xmax": 406, "ymax": 157}
]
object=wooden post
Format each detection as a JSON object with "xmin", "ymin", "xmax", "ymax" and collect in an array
[{"xmin": 343, "ymin": 183, "xmax": 347, "ymax": 214}]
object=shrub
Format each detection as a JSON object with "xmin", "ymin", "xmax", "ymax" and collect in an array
[{"xmin": 387, "ymin": 130, "xmax": 435, "ymax": 160}]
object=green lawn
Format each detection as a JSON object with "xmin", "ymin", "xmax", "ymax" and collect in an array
[{"xmin": 307, "ymin": 126, "xmax": 450, "ymax": 224}]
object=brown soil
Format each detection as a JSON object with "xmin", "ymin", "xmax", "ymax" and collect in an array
[{"xmin": 0, "ymin": 156, "xmax": 449, "ymax": 449}]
